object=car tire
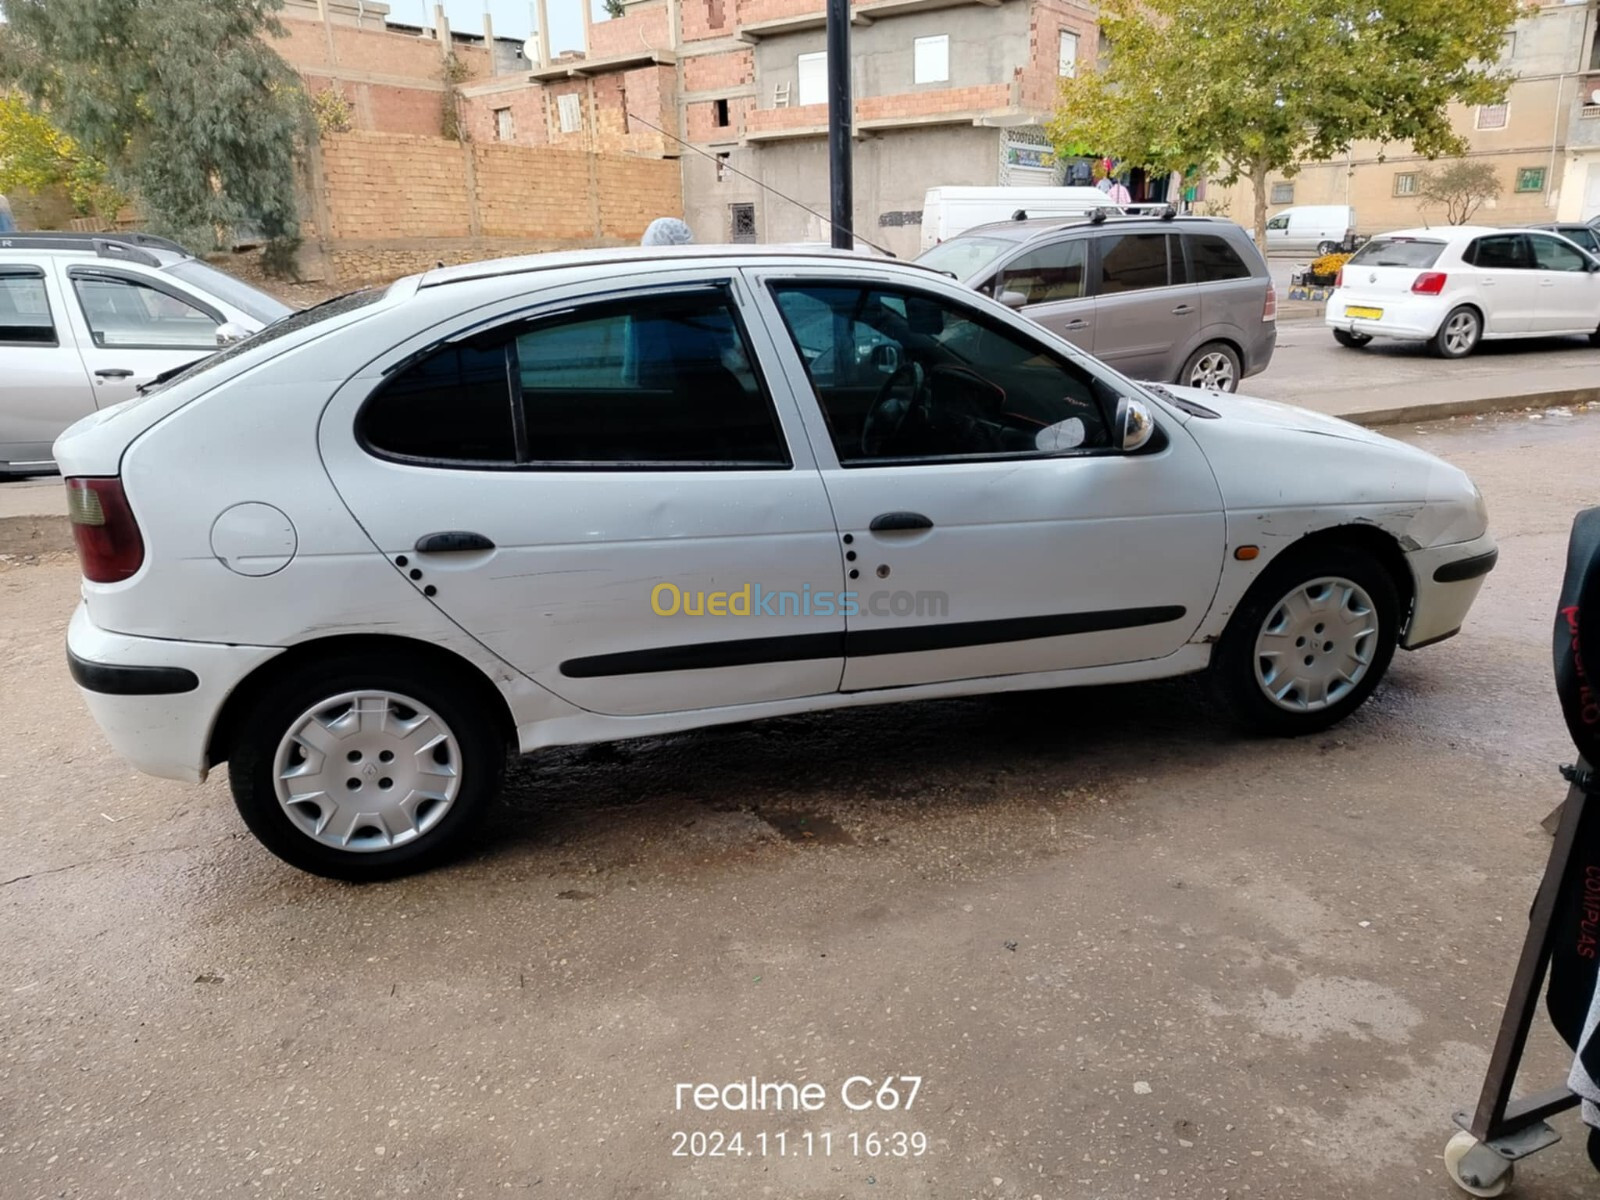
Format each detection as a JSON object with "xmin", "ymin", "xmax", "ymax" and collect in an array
[
  {"xmin": 1316, "ymin": 240, "xmax": 1339, "ymax": 256},
  {"xmin": 228, "ymin": 653, "xmax": 506, "ymax": 881},
  {"xmin": 1589, "ymin": 326, "xmax": 1600, "ymax": 348},
  {"xmin": 1430, "ymin": 306, "xmax": 1481, "ymax": 359},
  {"xmin": 1212, "ymin": 542, "xmax": 1401, "ymax": 736},
  {"xmin": 1332, "ymin": 329, "xmax": 1372, "ymax": 349},
  {"xmin": 1179, "ymin": 342, "xmax": 1241, "ymax": 393}
]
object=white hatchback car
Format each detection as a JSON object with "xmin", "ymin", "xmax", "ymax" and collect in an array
[
  {"xmin": 1327, "ymin": 226, "xmax": 1600, "ymax": 357},
  {"xmin": 57, "ymin": 247, "xmax": 1497, "ymax": 879},
  {"xmin": 1, "ymin": 232, "xmax": 291, "ymax": 474}
]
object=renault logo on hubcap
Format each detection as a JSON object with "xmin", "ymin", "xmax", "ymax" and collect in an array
[{"xmin": 361, "ymin": 762, "xmax": 380, "ymax": 779}]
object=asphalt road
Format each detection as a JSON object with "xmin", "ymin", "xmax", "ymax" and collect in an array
[{"xmin": 2, "ymin": 409, "xmax": 1599, "ymax": 1199}]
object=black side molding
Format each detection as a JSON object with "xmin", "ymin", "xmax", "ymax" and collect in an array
[
  {"xmin": 561, "ymin": 631, "xmax": 843, "ymax": 678},
  {"xmin": 1433, "ymin": 548, "xmax": 1498, "ymax": 584},
  {"xmin": 68, "ymin": 649, "xmax": 199, "ymax": 696}
]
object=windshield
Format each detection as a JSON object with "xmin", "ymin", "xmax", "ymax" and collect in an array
[
  {"xmin": 132, "ymin": 287, "xmax": 385, "ymax": 402},
  {"xmin": 916, "ymin": 236, "xmax": 1016, "ymax": 280},
  {"xmin": 1347, "ymin": 237, "xmax": 1445, "ymax": 269},
  {"xmin": 163, "ymin": 258, "xmax": 293, "ymax": 324}
]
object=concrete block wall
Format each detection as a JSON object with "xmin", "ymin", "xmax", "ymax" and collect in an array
[{"xmin": 588, "ymin": 3, "xmax": 673, "ymax": 56}]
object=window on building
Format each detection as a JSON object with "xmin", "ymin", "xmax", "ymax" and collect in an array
[
  {"xmin": 1270, "ymin": 182, "xmax": 1295, "ymax": 205},
  {"xmin": 914, "ymin": 35, "xmax": 950, "ymax": 84},
  {"xmin": 1476, "ymin": 103, "xmax": 1509, "ymax": 131},
  {"xmin": 730, "ymin": 202, "xmax": 757, "ymax": 243},
  {"xmin": 494, "ymin": 107, "xmax": 514, "ymax": 142},
  {"xmin": 797, "ymin": 52, "xmax": 828, "ymax": 106},
  {"xmin": 714, "ymin": 97, "xmax": 731, "ymax": 127},
  {"xmin": 1516, "ymin": 166, "xmax": 1547, "ymax": 193},
  {"xmin": 1059, "ymin": 30, "xmax": 1079, "ymax": 77},
  {"xmin": 1500, "ymin": 32, "xmax": 1516, "ymax": 63},
  {"xmin": 0, "ymin": 269, "xmax": 56, "ymax": 346},
  {"xmin": 716, "ymin": 152, "xmax": 731, "ymax": 182},
  {"xmin": 557, "ymin": 92, "xmax": 583, "ymax": 134},
  {"xmin": 1393, "ymin": 172, "xmax": 1417, "ymax": 197}
]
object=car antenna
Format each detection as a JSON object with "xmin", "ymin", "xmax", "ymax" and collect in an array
[{"xmin": 625, "ymin": 110, "xmax": 898, "ymax": 257}]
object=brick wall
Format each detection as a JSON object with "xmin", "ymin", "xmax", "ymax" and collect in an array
[
  {"xmin": 737, "ymin": 0, "xmax": 823, "ymax": 26},
  {"xmin": 588, "ymin": 4, "xmax": 673, "ymax": 57},
  {"xmin": 462, "ymin": 88, "xmax": 551, "ymax": 146},
  {"xmin": 1016, "ymin": 0, "xmax": 1095, "ymax": 113},
  {"xmin": 857, "ymin": 85, "xmax": 1012, "ymax": 123},
  {"xmin": 746, "ymin": 101, "xmax": 828, "ymax": 134},
  {"xmin": 680, "ymin": 0, "xmax": 735, "ymax": 42},
  {"xmin": 310, "ymin": 131, "xmax": 682, "ymax": 284},
  {"xmin": 686, "ymin": 95, "xmax": 752, "ymax": 140},
  {"xmin": 682, "ymin": 49, "xmax": 755, "ymax": 93}
]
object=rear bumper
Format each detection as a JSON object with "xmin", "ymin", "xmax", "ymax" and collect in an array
[
  {"xmin": 1325, "ymin": 291, "xmax": 1444, "ymax": 341},
  {"xmin": 1402, "ymin": 532, "xmax": 1498, "ymax": 650},
  {"xmin": 67, "ymin": 603, "xmax": 281, "ymax": 784},
  {"xmin": 1242, "ymin": 324, "xmax": 1277, "ymax": 379}
]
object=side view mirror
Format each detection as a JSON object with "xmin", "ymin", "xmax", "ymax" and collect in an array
[
  {"xmin": 1114, "ymin": 396, "xmax": 1155, "ymax": 453},
  {"xmin": 215, "ymin": 321, "xmax": 252, "ymax": 347},
  {"xmin": 997, "ymin": 289, "xmax": 1029, "ymax": 310}
]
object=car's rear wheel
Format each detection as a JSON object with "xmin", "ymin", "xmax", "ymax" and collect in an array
[
  {"xmin": 1180, "ymin": 342, "xmax": 1241, "ymax": 393},
  {"xmin": 228, "ymin": 654, "xmax": 505, "ymax": 880},
  {"xmin": 1431, "ymin": 306, "xmax": 1481, "ymax": 359},
  {"xmin": 1333, "ymin": 329, "xmax": 1372, "ymax": 349},
  {"xmin": 1213, "ymin": 543, "xmax": 1401, "ymax": 735},
  {"xmin": 1317, "ymin": 240, "xmax": 1339, "ymax": 256}
]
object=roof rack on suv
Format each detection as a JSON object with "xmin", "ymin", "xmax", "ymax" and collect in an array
[{"xmin": 0, "ymin": 230, "xmax": 189, "ymax": 268}]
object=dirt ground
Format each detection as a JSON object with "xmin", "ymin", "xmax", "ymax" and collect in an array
[{"xmin": 2, "ymin": 409, "xmax": 1598, "ymax": 1199}]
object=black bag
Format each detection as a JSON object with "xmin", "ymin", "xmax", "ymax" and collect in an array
[{"xmin": 1547, "ymin": 508, "xmax": 1600, "ymax": 1050}]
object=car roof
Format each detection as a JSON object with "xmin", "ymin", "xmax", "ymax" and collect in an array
[
  {"xmin": 941, "ymin": 213, "xmax": 1241, "ymax": 247},
  {"xmin": 0, "ymin": 231, "xmax": 191, "ymax": 268},
  {"xmin": 1368, "ymin": 226, "xmax": 1496, "ymax": 242},
  {"xmin": 416, "ymin": 243, "xmax": 946, "ymax": 289}
]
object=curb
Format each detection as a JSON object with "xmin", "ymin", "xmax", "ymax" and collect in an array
[{"xmin": 1340, "ymin": 386, "xmax": 1600, "ymax": 428}]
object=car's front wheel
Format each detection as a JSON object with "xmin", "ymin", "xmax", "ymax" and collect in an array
[
  {"xmin": 1332, "ymin": 329, "xmax": 1372, "ymax": 349},
  {"xmin": 1180, "ymin": 342, "xmax": 1241, "ymax": 392},
  {"xmin": 1431, "ymin": 306, "xmax": 1482, "ymax": 359},
  {"xmin": 1213, "ymin": 543, "xmax": 1401, "ymax": 735},
  {"xmin": 228, "ymin": 653, "xmax": 506, "ymax": 880}
]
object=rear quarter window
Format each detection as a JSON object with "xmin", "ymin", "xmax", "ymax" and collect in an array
[
  {"xmin": 1348, "ymin": 238, "xmax": 1445, "ymax": 269},
  {"xmin": 1186, "ymin": 233, "xmax": 1253, "ymax": 282}
]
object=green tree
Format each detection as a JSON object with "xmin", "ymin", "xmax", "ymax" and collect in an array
[
  {"xmin": 0, "ymin": 0, "xmax": 308, "ymax": 262},
  {"xmin": 1048, "ymin": 0, "xmax": 1519, "ymax": 248},
  {"xmin": 1416, "ymin": 158, "xmax": 1503, "ymax": 224},
  {"xmin": 0, "ymin": 93, "xmax": 123, "ymax": 218}
]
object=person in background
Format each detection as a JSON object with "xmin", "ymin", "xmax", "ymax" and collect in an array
[
  {"xmin": 641, "ymin": 217, "xmax": 693, "ymax": 247},
  {"xmin": 0, "ymin": 195, "xmax": 15, "ymax": 233}
]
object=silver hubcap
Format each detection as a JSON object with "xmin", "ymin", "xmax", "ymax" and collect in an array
[
  {"xmin": 1189, "ymin": 351, "xmax": 1235, "ymax": 391},
  {"xmin": 1253, "ymin": 576, "xmax": 1380, "ymax": 713},
  {"xmin": 272, "ymin": 691, "xmax": 462, "ymax": 853},
  {"xmin": 1444, "ymin": 311, "xmax": 1478, "ymax": 355}
]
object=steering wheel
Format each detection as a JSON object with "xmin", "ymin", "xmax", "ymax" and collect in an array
[{"xmin": 860, "ymin": 361, "xmax": 927, "ymax": 457}]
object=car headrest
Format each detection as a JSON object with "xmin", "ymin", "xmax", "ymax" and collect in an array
[{"xmin": 1552, "ymin": 507, "xmax": 1600, "ymax": 765}]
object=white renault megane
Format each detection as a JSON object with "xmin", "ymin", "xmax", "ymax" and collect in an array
[{"xmin": 55, "ymin": 247, "xmax": 1496, "ymax": 879}]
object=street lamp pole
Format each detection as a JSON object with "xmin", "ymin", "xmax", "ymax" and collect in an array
[{"xmin": 826, "ymin": 0, "xmax": 853, "ymax": 249}]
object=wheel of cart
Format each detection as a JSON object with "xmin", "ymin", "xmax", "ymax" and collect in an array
[{"xmin": 1444, "ymin": 508, "xmax": 1600, "ymax": 1196}]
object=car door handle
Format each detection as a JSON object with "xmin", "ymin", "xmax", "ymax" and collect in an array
[
  {"xmin": 1062, "ymin": 319, "xmax": 1090, "ymax": 331},
  {"xmin": 414, "ymin": 530, "xmax": 495, "ymax": 553},
  {"xmin": 1172, "ymin": 304, "xmax": 1196, "ymax": 315},
  {"xmin": 869, "ymin": 512, "xmax": 934, "ymax": 533},
  {"xmin": 93, "ymin": 368, "xmax": 134, "ymax": 379}
]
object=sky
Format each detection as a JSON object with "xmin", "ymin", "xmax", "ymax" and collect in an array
[{"xmin": 390, "ymin": 0, "xmax": 606, "ymax": 56}]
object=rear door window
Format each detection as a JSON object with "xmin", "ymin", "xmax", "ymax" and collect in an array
[
  {"xmin": 360, "ymin": 288, "xmax": 790, "ymax": 470},
  {"xmin": 0, "ymin": 267, "xmax": 57, "ymax": 346},
  {"xmin": 1348, "ymin": 237, "xmax": 1447, "ymax": 269},
  {"xmin": 1466, "ymin": 234, "xmax": 1530, "ymax": 270},
  {"xmin": 995, "ymin": 239, "xmax": 1088, "ymax": 304},
  {"xmin": 1186, "ymin": 234, "xmax": 1252, "ymax": 282},
  {"xmin": 1094, "ymin": 233, "xmax": 1172, "ymax": 294}
]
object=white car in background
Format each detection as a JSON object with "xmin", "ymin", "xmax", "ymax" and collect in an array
[
  {"xmin": 56, "ymin": 247, "xmax": 1495, "ymax": 879},
  {"xmin": 1327, "ymin": 226, "xmax": 1600, "ymax": 358},
  {"xmin": 0, "ymin": 232, "xmax": 291, "ymax": 474}
]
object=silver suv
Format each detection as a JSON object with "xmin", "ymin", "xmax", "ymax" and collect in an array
[
  {"xmin": 918, "ymin": 214, "xmax": 1277, "ymax": 393},
  {"xmin": 0, "ymin": 232, "xmax": 291, "ymax": 474}
]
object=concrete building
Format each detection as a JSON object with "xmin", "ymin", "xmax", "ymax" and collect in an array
[
  {"xmin": 1222, "ymin": 0, "xmax": 1598, "ymax": 236},
  {"xmin": 676, "ymin": 0, "xmax": 1096, "ymax": 257}
]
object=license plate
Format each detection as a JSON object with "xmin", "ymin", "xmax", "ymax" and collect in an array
[{"xmin": 1345, "ymin": 305, "xmax": 1383, "ymax": 320}]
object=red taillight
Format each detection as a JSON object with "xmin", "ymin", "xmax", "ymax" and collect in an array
[
  {"xmin": 1412, "ymin": 272, "xmax": 1448, "ymax": 296},
  {"xmin": 1263, "ymin": 283, "xmax": 1277, "ymax": 323},
  {"xmin": 1335, "ymin": 267, "xmax": 1345, "ymax": 289},
  {"xmin": 65, "ymin": 477, "xmax": 144, "ymax": 583}
]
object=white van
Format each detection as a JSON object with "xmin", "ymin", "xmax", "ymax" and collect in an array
[
  {"xmin": 920, "ymin": 186, "xmax": 1117, "ymax": 252},
  {"xmin": 1264, "ymin": 205, "xmax": 1356, "ymax": 255}
]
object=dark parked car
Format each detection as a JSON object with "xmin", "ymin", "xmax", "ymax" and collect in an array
[
  {"xmin": 1526, "ymin": 222, "xmax": 1600, "ymax": 255},
  {"xmin": 917, "ymin": 213, "xmax": 1276, "ymax": 393}
]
